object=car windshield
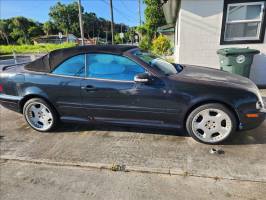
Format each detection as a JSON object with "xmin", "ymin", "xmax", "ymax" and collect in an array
[{"xmin": 134, "ymin": 51, "xmax": 182, "ymax": 75}]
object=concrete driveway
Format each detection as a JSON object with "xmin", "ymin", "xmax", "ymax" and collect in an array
[{"xmin": 0, "ymin": 101, "xmax": 266, "ymax": 199}]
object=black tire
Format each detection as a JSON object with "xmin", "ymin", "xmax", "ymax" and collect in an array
[
  {"xmin": 186, "ymin": 103, "xmax": 237, "ymax": 144},
  {"xmin": 23, "ymin": 98, "xmax": 58, "ymax": 132}
]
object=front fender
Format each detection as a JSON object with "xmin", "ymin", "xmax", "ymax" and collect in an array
[{"xmin": 183, "ymin": 88, "xmax": 258, "ymax": 130}]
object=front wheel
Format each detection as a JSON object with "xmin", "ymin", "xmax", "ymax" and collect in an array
[
  {"xmin": 23, "ymin": 98, "xmax": 58, "ymax": 132},
  {"xmin": 186, "ymin": 103, "xmax": 237, "ymax": 144}
]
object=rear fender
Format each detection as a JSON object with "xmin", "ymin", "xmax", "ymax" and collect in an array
[
  {"xmin": 22, "ymin": 86, "xmax": 48, "ymax": 98},
  {"xmin": 0, "ymin": 72, "xmax": 10, "ymax": 94},
  {"xmin": 19, "ymin": 86, "xmax": 50, "ymax": 112}
]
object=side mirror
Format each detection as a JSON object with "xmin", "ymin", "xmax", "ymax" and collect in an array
[{"xmin": 134, "ymin": 73, "xmax": 150, "ymax": 83}]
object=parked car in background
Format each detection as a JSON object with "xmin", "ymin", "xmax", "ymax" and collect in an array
[{"xmin": 0, "ymin": 45, "xmax": 265, "ymax": 144}]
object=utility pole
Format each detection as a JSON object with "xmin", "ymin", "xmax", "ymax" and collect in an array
[
  {"xmin": 104, "ymin": 31, "xmax": 108, "ymax": 44},
  {"xmin": 78, "ymin": 0, "xmax": 85, "ymax": 45},
  {"xmin": 138, "ymin": 0, "xmax": 142, "ymax": 26},
  {"xmin": 109, "ymin": 0, "xmax": 114, "ymax": 44},
  {"xmin": 120, "ymin": 24, "xmax": 123, "ymax": 44},
  {"xmin": 138, "ymin": 0, "xmax": 142, "ymax": 41}
]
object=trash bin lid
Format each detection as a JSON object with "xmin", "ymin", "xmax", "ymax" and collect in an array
[{"xmin": 217, "ymin": 48, "xmax": 260, "ymax": 56}]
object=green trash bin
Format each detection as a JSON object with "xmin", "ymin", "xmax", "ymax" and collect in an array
[{"xmin": 217, "ymin": 48, "xmax": 260, "ymax": 77}]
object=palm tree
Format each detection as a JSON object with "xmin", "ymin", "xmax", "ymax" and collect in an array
[{"xmin": 43, "ymin": 21, "xmax": 55, "ymax": 36}]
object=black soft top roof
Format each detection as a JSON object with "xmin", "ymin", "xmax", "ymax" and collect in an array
[{"xmin": 25, "ymin": 45, "xmax": 138, "ymax": 72}]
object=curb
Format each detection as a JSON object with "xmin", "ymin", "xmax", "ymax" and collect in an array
[{"xmin": 1, "ymin": 155, "xmax": 266, "ymax": 183}]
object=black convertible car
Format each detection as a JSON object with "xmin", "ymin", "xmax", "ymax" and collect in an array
[{"xmin": 0, "ymin": 45, "xmax": 265, "ymax": 144}]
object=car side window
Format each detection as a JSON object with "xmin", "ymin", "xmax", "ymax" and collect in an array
[
  {"xmin": 86, "ymin": 54, "xmax": 145, "ymax": 81},
  {"xmin": 52, "ymin": 54, "xmax": 85, "ymax": 77}
]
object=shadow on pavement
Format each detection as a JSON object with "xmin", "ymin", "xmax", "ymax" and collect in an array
[
  {"xmin": 223, "ymin": 126, "xmax": 266, "ymax": 145},
  {"xmin": 52, "ymin": 122, "xmax": 189, "ymax": 137},
  {"xmin": 50, "ymin": 121, "xmax": 266, "ymax": 145}
]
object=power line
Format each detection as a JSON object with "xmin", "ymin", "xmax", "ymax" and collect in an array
[
  {"xmin": 114, "ymin": 1, "xmax": 142, "ymax": 25},
  {"xmin": 101, "ymin": 0, "xmax": 136, "ymax": 23},
  {"xmin": 102, "ymin": 0, "xmax": 133, "ymax": 22},
  {"xmin": 120, "ymin": 0, "xmax": 139, "ymax": 17}
]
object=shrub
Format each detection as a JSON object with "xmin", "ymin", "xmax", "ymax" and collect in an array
[
  {"xmin": 114, "ymin": 33, "xmax": 123, "ymax": 44},
  {"xmin": 139, "ymin": 35, "xmax": 151, "ymax": 51},
  {"xmin": 151, "ymin": 35, "xmax": 171, "ymax": 56}
]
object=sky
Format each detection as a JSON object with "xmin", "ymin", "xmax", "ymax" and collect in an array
[{"xmin": 0, "ymin": 0, "xmax": 145, "ymax": 27}]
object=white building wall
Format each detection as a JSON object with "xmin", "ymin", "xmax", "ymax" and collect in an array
[{"xmin": 175, "ymin": 0, "xmax": 266, "ymax": 86}]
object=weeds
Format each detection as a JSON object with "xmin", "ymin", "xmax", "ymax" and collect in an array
[{"xmin": 0, "ymin": 43, "xmax": 76, "ymax": 55}]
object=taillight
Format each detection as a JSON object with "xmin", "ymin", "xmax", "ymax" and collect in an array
[{"xmin": 0, "ymin": 84, "xmax": 3, "ymax": 92}]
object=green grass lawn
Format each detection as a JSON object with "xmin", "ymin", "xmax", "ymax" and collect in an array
[{"xmin": 0, "ymin": 43, "xmax": 76, "ymax": 55}]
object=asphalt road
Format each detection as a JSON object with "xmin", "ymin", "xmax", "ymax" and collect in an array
[{"xmin": 1, "ymin": 99, "xmax": 266, "ymax": 200}]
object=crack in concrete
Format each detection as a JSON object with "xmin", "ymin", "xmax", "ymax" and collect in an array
[{"xmin": 1, "ymin": 156, "xmax": 265, "ymax": 184}]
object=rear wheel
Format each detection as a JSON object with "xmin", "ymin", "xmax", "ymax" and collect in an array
[
  {"xmin": 186, "ymin": 103, "xmax": 237, "ymax": 144},
  {"xmin": 23, "ymin": 98, "xmax": 58, "ymax": 132}
]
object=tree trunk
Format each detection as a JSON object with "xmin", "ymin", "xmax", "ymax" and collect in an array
[
  {"xmin": 3, "ymin": 32, "xmax": 9, "ymax": 45},
  {"xmin": 66, "ymin": 30, "xmax": 69, "ymax": 43}
]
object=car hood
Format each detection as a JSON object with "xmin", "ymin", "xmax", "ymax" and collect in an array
[{"xmin": 171, "ymin": 65, "xmax": 259, "ymax": 92}]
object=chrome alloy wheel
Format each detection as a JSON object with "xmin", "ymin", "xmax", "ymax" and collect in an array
[
  {"xmin": 25, "ymin": 102, "xmax": 54, "ymax": 131},
  {"xmin": 191, "ymin": 108, "xmax": 232, "ymax": 143}
]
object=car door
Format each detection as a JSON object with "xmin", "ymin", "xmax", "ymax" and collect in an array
[
  {"xmin": 81, "ymin": 53, "xmax": 177, "ymax": 126},
  {"xmin": 48, "ymin": 54, "xmax": 85, "ymax": 119}
]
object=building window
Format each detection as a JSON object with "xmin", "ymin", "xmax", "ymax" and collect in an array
[{"xmin": 221, "ymin": 1, "xmax": 266, "ymax": 44}]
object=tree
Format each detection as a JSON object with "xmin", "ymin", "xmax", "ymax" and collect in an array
[
  {"xmin": 0, "ymin": 20, "xmax": 10, "ymax": 44},
  {"xmin": 9, "ymin": 17, "xmax": 44, "ymax": 44},
  {"xmin": 143, "ymin": 0, "xmax": 166, "ymax": 36},
  {"xmin": 114, "ymin": 33, "xmax": 122, "ymax": 44},
  {"xmin": 125, "ymin": 27, "xmax": 136, "ymax": 43},
  {"xmin": 136, "ymin": 25, "xmax": 147, "ymax": 37},
  {"xmin": 49, "ymin": 2, "xmax": 130, "ymax": 41},
  {"xmin": 49, "ymin": 2, "xmax": 81, "ymax": 37},
  {"xmin": 28, "ymin": 22, "xmax": 44, "ymax": 38},
  {"xmin": 139, "ymin": 35, "xmax": 151, "ymax": 50},
  {"xmin": 0, "ymin": 1, "xmax": 132, "ymax": 45},
  {"xmin": 11, "ymin": 16, "xmax": 32, "ymax": 44},
  {"xmin": 43, "ymin": 21, "xmax": 57, "ymax": 36},
  {"xmin": 83, "ymin": 12, "xmax": 97, "ymax": 38},
  {"xmin": 138, "ymin": 0, "xmax": 166, "ymax": 50}
]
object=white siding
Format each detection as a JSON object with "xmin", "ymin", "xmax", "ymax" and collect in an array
[{"xmin": 175, "ymin": 0, "xmax": 266, "ymax": 85}]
